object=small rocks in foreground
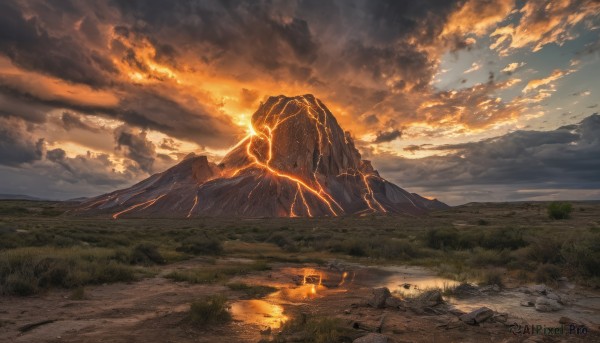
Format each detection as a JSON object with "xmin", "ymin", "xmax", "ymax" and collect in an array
[
  {"xmin": 459, "ymin": 307, "xmax": 494, "ymax": 325},
  {"xmin": 353, "ymin": 333, "xmax": 389, "ymax": 343}
]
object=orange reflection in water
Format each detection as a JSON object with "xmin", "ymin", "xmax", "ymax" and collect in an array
[{"xmin": 230, "ymin": 300, "xmax": 288, "ymax": 329}]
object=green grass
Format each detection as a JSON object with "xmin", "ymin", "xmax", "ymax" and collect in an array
[
  {"xmin": 0, "ymin": 200, "xmax": 599, "ymax": 289},
  {"xmin": 0, "ymin": 247, "xmax": 141, "ymax": 295},
  {"xmin": 548, "ymin": 202, "xmax": 573, "ymax": 220},
  {"xmin": 277, "ymin": 315, "xmax": 349, "ymax": 343},
  {"xmin": 188, "ymin": 295, "xmax": 231, "ymax": 326},
  {"xmin": 165, "ymin": 261, "xmax": 271, "ymax": 284}
]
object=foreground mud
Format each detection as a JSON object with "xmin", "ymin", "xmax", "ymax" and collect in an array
[{"xmin": 1, "ymin": 258, "xmax": 598, "ymax": 343}]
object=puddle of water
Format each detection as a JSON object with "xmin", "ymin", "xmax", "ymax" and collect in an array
[
  {"xmin": 376, "ymin": 266, "xmax": 460, "ymax": 296},
  {"xmin": 230, "ymin": 300, "xmax": 288, "ymax": 329}
]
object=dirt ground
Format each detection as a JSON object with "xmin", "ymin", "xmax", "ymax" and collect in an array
[{"xmin": 1, "ymin": 258, "xmax": 598, "ymax": 343}]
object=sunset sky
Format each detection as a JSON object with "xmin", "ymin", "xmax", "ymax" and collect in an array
[{"xmin": 0, "ymin": 0, "xmax": 599, "ymax": 205}]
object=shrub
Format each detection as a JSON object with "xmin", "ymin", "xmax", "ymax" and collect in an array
[
  {"xmin": 279, "ymin": 315, "xmax": 346, "ymax": 343},
  {"xmin": 535, "ymin": 264, "xmax": 562, "ymax": 283},
  {"xmin": 424, "ymin": 228, "xmax": 459, "ymax": 250},
  {"xmin": 130, "ymin": 243, "xmax": 165, "ymax": 265},
  {"xmin": 176, "ymin": 236, "xmax": 223, "ymax": 255},
  {"xmin": 480, "ymin": 269, "xmax": 504, "ymax": 287},
  {"xmin": 0, "ymin": 247, "xmax": 139, "ymax": 295},
  {"xmin": 547, "ymin": 202, "xmax": 572, "ymax": 220},
  {"xmin": 188, "ymin": 295, "xmax": 231, "ymax": 326}
]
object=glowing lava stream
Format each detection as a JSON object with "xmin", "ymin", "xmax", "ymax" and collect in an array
[
  {"xmin": 187, "ymin": 194, "xmax": 199, "ymax": 218},
  {"xmin": 234, "ymin": 96, "xmax": 348, "ymax": 217},
  {"xmin": 338, "ymin": 169, "xmax": 387, "ymax": 213},
  {"xmin": 112, "ymin": 194, "xmax": 166, "ymax": 219}
]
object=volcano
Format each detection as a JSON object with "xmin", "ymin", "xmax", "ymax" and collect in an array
[{"xmin": 75, "ymin": 95, "xmax": 448, "ymax": 218}]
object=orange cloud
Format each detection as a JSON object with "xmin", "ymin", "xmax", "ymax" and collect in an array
[{"xmin": 491, "ymin": 0, "xmax": 600, "ymax": 54}]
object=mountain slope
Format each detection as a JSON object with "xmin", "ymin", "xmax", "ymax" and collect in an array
[{"xmin": 74, "ymin": 95, "xmax": 448, "ymax": 218}]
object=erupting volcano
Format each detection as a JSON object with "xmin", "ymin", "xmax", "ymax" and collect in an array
[{"xmin": 75, "ymin": 95, "xmax": 448, "ymax": 218}]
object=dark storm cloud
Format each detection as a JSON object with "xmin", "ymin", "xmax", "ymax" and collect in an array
[
  {"xmin": 374, "ymin": 114, "xmax": 600, "ymax": 189},
  {"xmin": 61, "ymin": 112, "xmax": 101, "ymax": 132},
  {"xmin": 114, "ymin": 126, "xmax": 157, "ymax": 173},
  {"xmin": 0, "ymin": 117, "xmax": 44, "ymax": 166},
  {"xmin": 373, "ymin": 129, "xmax": 402, "ymax": 144},
  {"xmin": 0, "ymin": 83, "xmax": 238, "ymax": 148},
  {"xmin": 0, "ymin": 2, "xmax": 115, "ymax": 87}
]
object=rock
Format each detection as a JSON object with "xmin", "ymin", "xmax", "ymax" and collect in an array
[
  {"xmin": 493, "ymin": 313, "xmax": 508, "ymax": 323},
  {"xmin": 535, "ymin": 296, "xmax": 562, "ymax": 312},
  {"xmin": 344, "ymin": 309, "xmax": 351, "ymax": 314},
  {"xmin": 558, "ymin": 316, "xmax": 582, "ymax": 325},
  {"xmin": 416, "ymin": 289, "xmax": 444, "ymax": 307},
  {"xmin": 546, "ymin": 292, "xmax": 562, "ymax": 303},
  {"xmin": 384, "ymin": 296, "xmax": 403, "ymax": 308},
  {"xmin": 459, "ymin": 307, "xmax": 494, "ymax": 325},
  {"xmin": 260, "ymin": 327, "xmax": 271, "ymax": 335},
  {"xmin": 480, "ymin": 284, "xmax": 501, "ymax": 293},
  {"xmin": 453, "ymin": 283, "xmax": 480, "ymax": 297},
  {"xmin": 532, "ymin": 284, "xmax": 548, "ymax": 295},
  {"xmin": 520, "ymin": 300, "xmax": 534, "ymax": 307},
  {"xmin": 368, "ymin": 288, "xmax": 391, "ymax": 308},
  {"xmin": 353, "ymin": 333, "xmax": 388, "ymax": 343},
  {"xmin": 401, "ymin": 283, "xmax": 411, "ymax": 289}
]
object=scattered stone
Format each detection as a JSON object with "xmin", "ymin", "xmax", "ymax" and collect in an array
[
  {"xmin": 520, "ymin": 300, "xmax": 535, "ymax": 307},
  {"xmin": 546, "ymin": 293, "xmax": 562, "ymax": 304},
  {"xmin": 368, "ymin": 288, "xmax": 391, "ymax": 309},
  {"xmin": 532, "ymin": 284, "xmax": 548, "ymax": 295},
  {"xmin": 480, "ymin": 284, "xmax": 501, "ymax": 293},
  {"xmin": 492, "ymin": 313, "xmax": 508, "ymax": 323},
  {"xmin": 453, "ymin": 283, "xmax": 480, "ymax": 297},
  {"xmin": 384, "ymin": 296, "xmax": 403, "ymax": 309},
  {"xmin": 353, "ymin": 333, "xmax": 388, "ymax": 343},
  {"xmin": 535, "ymin": 296, "xmax": 562, "ymax": 312},
  {"xmin": 558, "ymin": 316, "xmax": 582, "ymax": 325},
  {"xmin": 416, "ymin": 289, "xmax": 444, "ymax": 307},
  {"xmin": 459, "ymin": 307, "xmax": 494, "ymax": 325}
]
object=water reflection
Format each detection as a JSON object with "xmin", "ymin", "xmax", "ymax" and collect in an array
[{"xmin": 230, "ymin": 300, "xmax": 288, "ymax": 328}]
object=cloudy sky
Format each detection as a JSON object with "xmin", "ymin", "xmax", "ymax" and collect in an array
[{"xmin": 0, "ymin": 0, "xmax": 599, "ymax": 205}]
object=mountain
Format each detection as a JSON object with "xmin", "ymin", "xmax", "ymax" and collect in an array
[{"xmin": 74, "ymin": 94, "xmax": 448, "ymax": 218}]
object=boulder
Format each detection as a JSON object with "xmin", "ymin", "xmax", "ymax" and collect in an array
[
  {"xmin": 459, "ymin": 307, "xmax": 494, "ymax": 325},
  {"xmin": 535, "ymin": 296, "xmax": 562, "ymax": 312},
  {"xmin": 520, "ymin": 300, "xmax": 534, "ymax": 307},
  {"xmin": 453, "ymin": 283, "xmax": 480, "ymax": 297},
  {"xmin": 353, "ymin": 333, "xmax": 388, "ymax": 343},
  {"xmin": 416, "ymin": 289, "xmax": 444, "ymax": 307},
  {"xmin": 384, "ymin": 296, "xmax": 403, "ymax": 309},
  {"xmin": 368, "ymin": 288, "xmax": 391, "ymax": 309}
]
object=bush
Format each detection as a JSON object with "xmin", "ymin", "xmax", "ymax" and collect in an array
[
  {"xmin": 188, "ymin": 295, "xmax": 231, "ymax": 326},
  {"xmin": 535, "ymin": 264, "xmax": 562, "ymax": 283},
  {"xmin": 547, "ymin": 202, "xmax": 572, "ymax": 220},
  {"xmin": 176, "ymin": 236, "xmax": 223, "ymax": 255},
  {"xmin": 481, "ymin": 269, "xmax": 504, "ymax": 287},
  {"xmin": 424, "ymin": 228, "xmax": 459, "ymax": 250},
  {"xmin": 0, "ymin": 247, "xmax": 139, "ymax": 295},
  {"xmin": 130, "ymin": 243, "xmax": 165, "ymax": 265},
  {"xmin": 279, "ymin": 315, "xmax": 346, "ymax": 343}
]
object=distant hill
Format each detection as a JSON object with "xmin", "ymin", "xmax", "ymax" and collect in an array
[{"xmin": 0, "ymin": 194, "xmax": 46, "ymax": 201}]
